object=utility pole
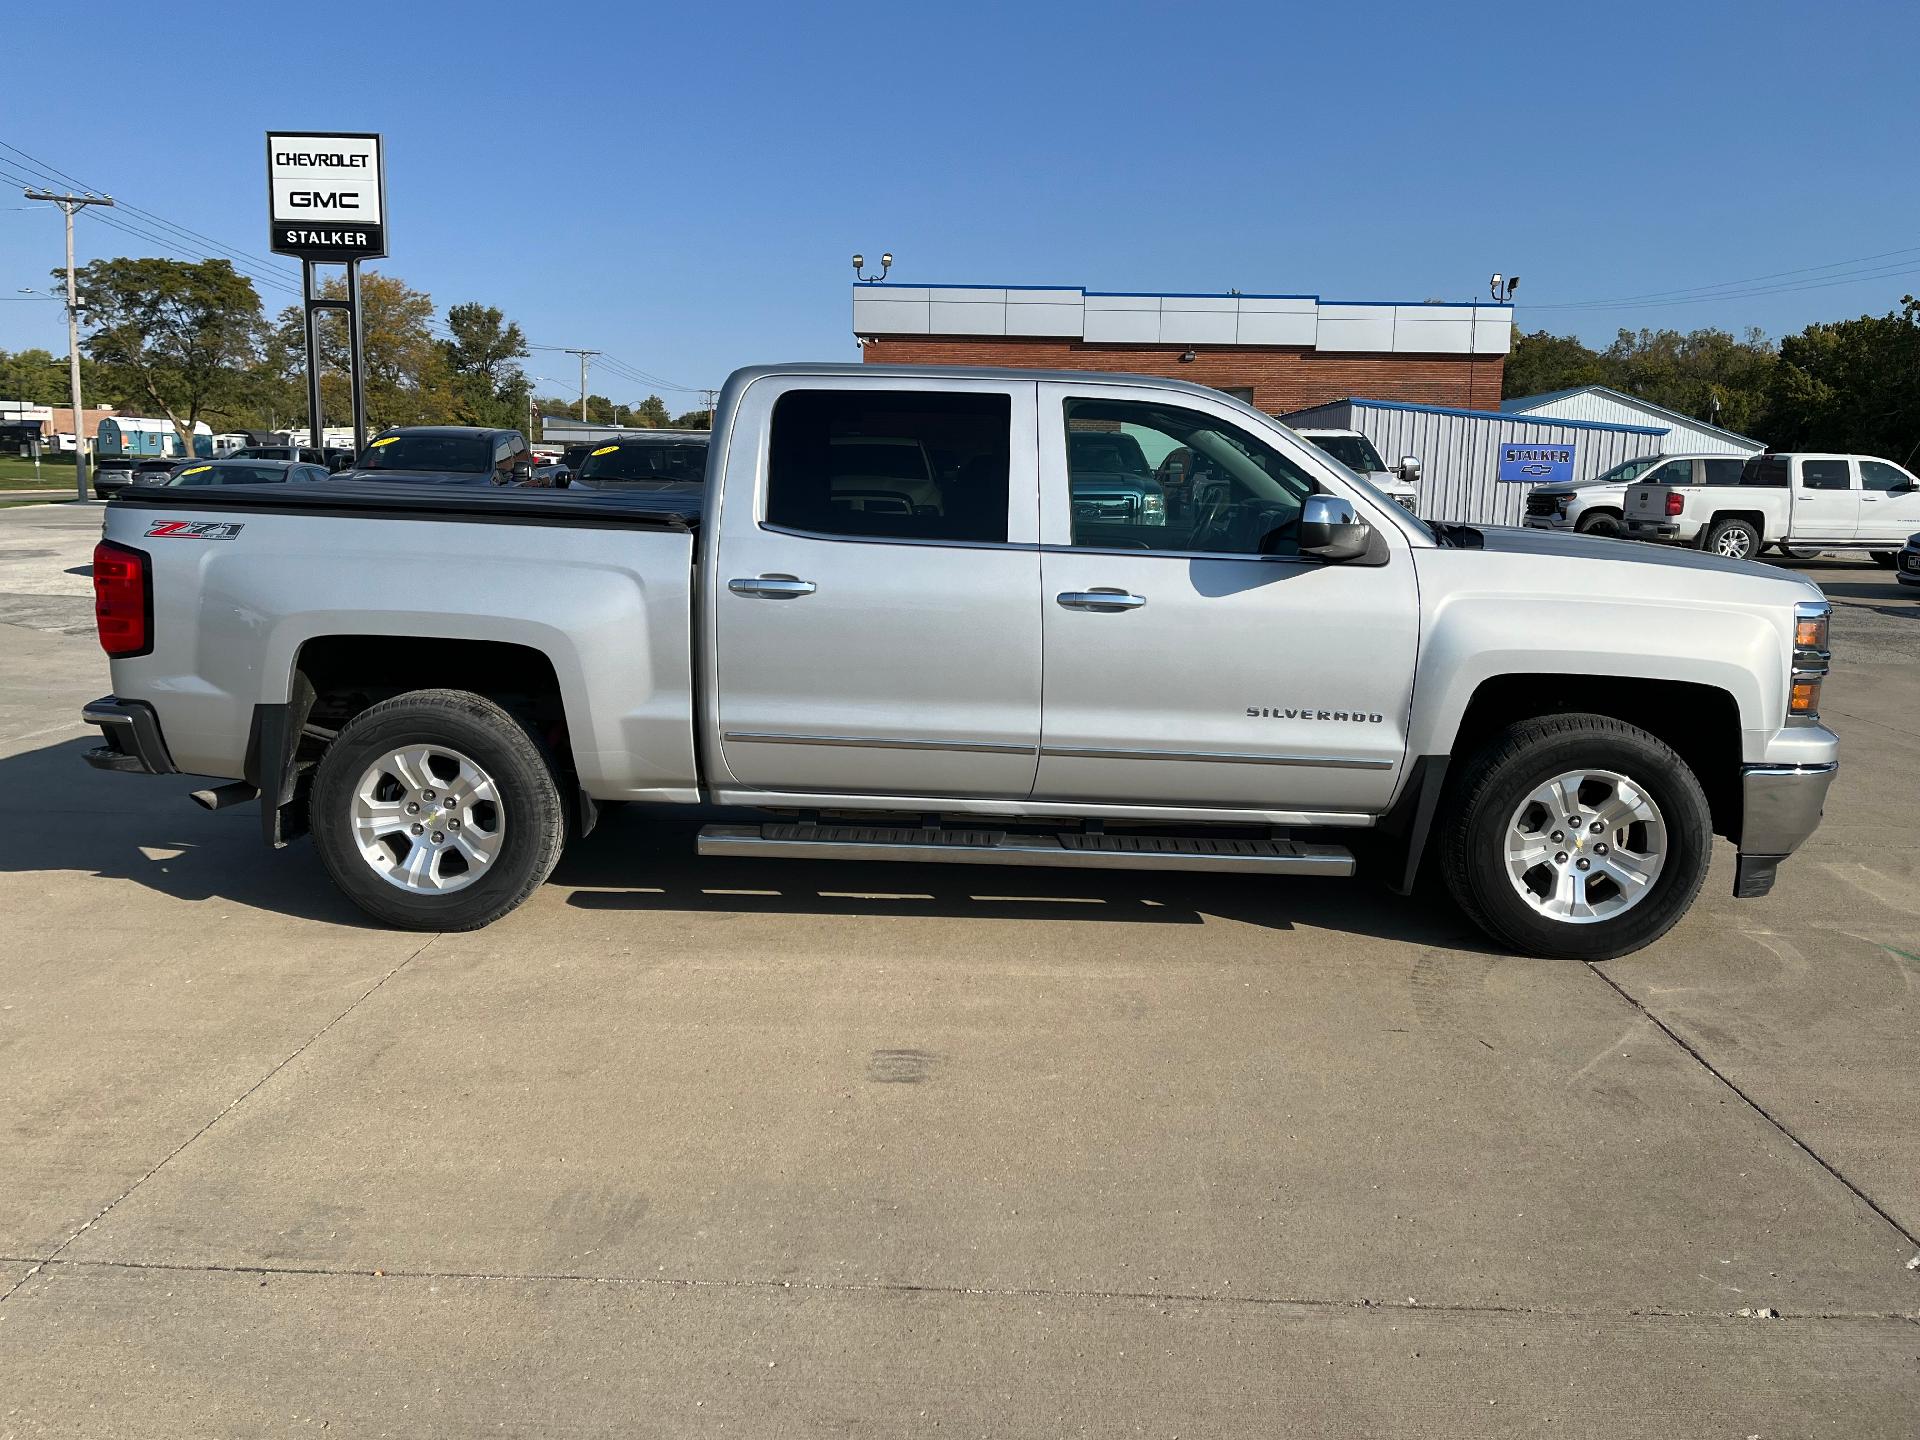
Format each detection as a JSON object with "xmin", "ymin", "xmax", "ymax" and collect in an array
[
  {"xmin": 701, "ymin": 389, "xmax": 719, "ymax": 430},
  {"xmin": 24, "ymin": 190, "xmax": 115, "ymax": 500},
  {"xmin": 563, "ymin": 348, "xmax": 600, "ymax": 421}
]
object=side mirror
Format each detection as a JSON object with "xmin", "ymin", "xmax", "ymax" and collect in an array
[
  {"xmin": 1298, "ymin": 493, "xmax": 1373, "ymax": 561},
  {"xmin": 1398, "ymin": 455, "xmax": 1422, "ymax": 484}
]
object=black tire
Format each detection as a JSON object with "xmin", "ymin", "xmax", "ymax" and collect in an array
[
  {"xmin": 1774, "ymin": 544, "xmax": 1818, "ymax": 561},
  {"xmin": 310, "ymin": 688, "xmax": 567, "ymax": 930},
  {"xmin": 1702, "ymin": 517, "xmax": 1761, "ymax": 561},
  {"xmin": 1439, "ymin": 714, "xmax": 1713, "ymax": 961},
  {"xmin": 1574, "ymin": 510, "xmax": 1623, "ymax": 538},
  {"xmin": 1869, "ymin": 552, "xmax": 1898, "ymax": 569}
]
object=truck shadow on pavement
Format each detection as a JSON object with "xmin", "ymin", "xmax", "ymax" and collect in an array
[
  {"xmin": 0, "ymin": 735, "xmax": 374, "ymax": 927},
  {"xmin": 559, "ymin": 807, "xmax": 1491, "ymax": 950},
  {"xmin": 3, "ymin": 735, "xmax": 1492, "ymax": 949}
]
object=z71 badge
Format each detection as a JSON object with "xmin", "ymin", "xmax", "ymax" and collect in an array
[{"xmin": 144, "ymin": 520, "xmax": 245, "ymax": 540}]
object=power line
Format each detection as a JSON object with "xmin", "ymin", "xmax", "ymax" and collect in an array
[{"xmin": 1526, "ymin": 261, "xmax": 1920, "ymax": 313}]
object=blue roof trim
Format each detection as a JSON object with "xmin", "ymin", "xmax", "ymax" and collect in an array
[
  {"xmin": 861, "ymin": 282, "xmax": 1513, "ymax": 310},
  {"xmin": 1328, "ymin": 396, "xmax": 1666, "ymax": 434}
]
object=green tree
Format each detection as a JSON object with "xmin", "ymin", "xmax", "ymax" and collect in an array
[
  {"xmin": 273, "ymin": 270, "xmax": 449, "ymax": 430},
  {"xmin": 72, "ymin": 257, "xmax": 263, "ymax": 453},
  {"xmin": 632, "ymin": 394, "xmax": 671, "ymax": 427},
  {"xmin": 0, "ymin": 347, "xmax": 104, "ymax": 406},
  {"xmin": 1762, "ymin": 298, "xmax": 1920, "ymax": 460},
  {"xmin": 671, "ymin": 407, "xmax": 713, "ymax": 429},
  {"xmin": 441, "ymin": 302, "xmax": 531, "ymax": 428},
  {"xmin": 1502, "ymin": 329, "xmax": 1609, "ymax": 400},
  {"xmin": 1601, "ymin": 327, "xmax": 1775, "ymax": 437}
]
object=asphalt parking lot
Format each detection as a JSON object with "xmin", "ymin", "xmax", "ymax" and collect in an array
[{"xmin": 0, "ymin": 500, "xmax": 1915, "ymax": 1437}]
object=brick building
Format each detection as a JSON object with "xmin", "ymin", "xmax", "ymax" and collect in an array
[{"xmin": 854, "ymin": 284, "xmax": 1512, "ymax": 413}]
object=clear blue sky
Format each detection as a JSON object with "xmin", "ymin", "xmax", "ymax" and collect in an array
[{"xmin": 3, "ymin": 0, "xmax": 1917, "ymax": 406}]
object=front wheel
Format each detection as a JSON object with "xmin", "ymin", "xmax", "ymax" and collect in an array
[
  {"xmin": 1869, "ymin": 552, "xmax": 1898, "ymax": 569},
  {"xmin": 1575, "ymin": 511, "xmax": 1623, "ymax": 538},
  {"xmin": 1440, "ymin": 714, "xmax": 1713, "ymax": 960},
  {"xmin": 1703, "ymin": 517, "xmax": 1761, "ymax": 560},
  {"xmin": 310, "ymin": 688, "xmax": 567, "ymax": 930}
]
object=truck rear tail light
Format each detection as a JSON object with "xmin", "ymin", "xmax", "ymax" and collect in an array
[
  {"xmin": 93, "ymin": 540, "xmax": 153, "ymax": 657},
  {"xmin": 1664, "ymin": 492, "xmax": 1685, "ymax": 516}
]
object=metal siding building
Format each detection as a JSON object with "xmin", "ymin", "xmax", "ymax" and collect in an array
[
  {"xmin": 1501, "ymin": 385, "xmax": 1764, "ymax": 456},
  {"xmin": 1281, "ymin": 398, "xmax": 1666, "ymax": 527}
]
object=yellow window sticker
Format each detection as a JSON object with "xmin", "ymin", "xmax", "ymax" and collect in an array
[
  {"xmin": 591, "ymin": 445, "xmax": 619, "ymax": 456},
  {"xmin": 181, "ymin": 465, "xmax": 212, "ymax": 475},
  {"xmin": 371, "ymin": 436, "xmax": 399, "ymax": 447}
]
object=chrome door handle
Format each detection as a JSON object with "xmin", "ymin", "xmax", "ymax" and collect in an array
[
  {"xmin": 1057, "ymin": 589, "xmax": 1146, "ymax": 612},
  {"xmin": 728, "ymin": 577, "xmax": 817, "ymax": 599}
]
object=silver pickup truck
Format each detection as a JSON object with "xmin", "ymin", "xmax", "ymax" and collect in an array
[{"xmin": 82, "ymin": 364, "xmax": 1838, "ymax": 960}]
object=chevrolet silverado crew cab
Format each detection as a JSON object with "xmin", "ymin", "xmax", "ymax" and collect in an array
[
  {"xmin": 1524, "ymin": 453, "xmax": 1689, "ymax": 538},
  {"xmin": 81, "ymin": 364, "xmax": 1838, "ymax": 960},
  {"xmin": 1625, "ymin": 451, "xmax": 1920, "ymax": 564}
]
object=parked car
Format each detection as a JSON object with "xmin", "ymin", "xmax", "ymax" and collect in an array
[
  {"xmin": 160, "ymin": 458, "xmax": 333, "ymax": 486},
  {"xmin": 1067, "ymin": 429, "xmax": 1165, "ymax": 525},
  {"xmin": 570, "ymin": 433, "xmax": 710, "ymax": 490},
  {"xmin": 1625, "ymin": 452, "xmax": 1920, "ymax": 563},
  {"xmin": 83, "ymin": 362, "xmax": 1836, "ymax": 960},
  {"xmin": 341, "ymin": 426, "xmax": 545, "ymax": 487},
  {"xmin": 232, "ymin": 444, "xmax": 330, "ymax": 467},
  {"xmin": 1522, "ymin": 454, "xmax": 1676, "ymax": 537},
  {"xmin": 1897, "ymin": 531, "xmax": 1920, "ymax": 588},
  {"xmin": 1293, "ymin": 428, "xmax": 1421, "ymax": 513},
  {"xmin": 91, "ymin": 457, "xmax": 185, "ymax": 500}
]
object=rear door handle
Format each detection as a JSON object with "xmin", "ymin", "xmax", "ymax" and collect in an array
[
  {"xmin": 1057, "ymin": 589, "xmax": 1146, "ymax": 612},
  {"xmin": 729, "ymin": 577, "xmax": 816, "ymax": 599}
]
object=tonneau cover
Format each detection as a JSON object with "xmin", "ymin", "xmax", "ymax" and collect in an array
[{"xmin": 108, "ymin": 478, "xmax": 704, "ymax": 529}]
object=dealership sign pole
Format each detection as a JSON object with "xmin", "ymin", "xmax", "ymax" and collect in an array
[{"xmin": 266, "ymin": 132, "xmax": 387, "ymax": 454}]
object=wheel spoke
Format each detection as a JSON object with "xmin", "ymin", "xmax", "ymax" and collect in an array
[
  {"xmin": 1593, "ymin": 778, "xmax": 1656, "ymax": 834},
  {"xmin": 385, "ymin": 747, "xmax": 436, "ymax": 794},
  {"xmin": 1600, "ymin": 848, "xmax": 1656, "ymax": 893}
]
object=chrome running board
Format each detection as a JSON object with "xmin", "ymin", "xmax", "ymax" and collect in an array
[{"xmin": 696, "ymin": 823, "xmax": 1355, "ymax": 876}]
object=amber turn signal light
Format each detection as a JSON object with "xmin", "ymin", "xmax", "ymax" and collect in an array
[{"xmin": 1789, "ymin": 679, "xmax": 1822, "ymax": 716}]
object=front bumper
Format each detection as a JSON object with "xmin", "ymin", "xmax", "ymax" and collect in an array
[
  {"xmin": 1523, "ymin": 515, "xmax": 1571, "ymax": 531},
  {"xmin": 1734, "ymin": 758, "xmax": 1838, "ymax": 897},
  {"xmin": 1897, "ymin": 548, "xmax": 1920, "ymax": 585},
  {"xmin": 81, "ymin": 695, "xmax": 177, "ymax": 775}
]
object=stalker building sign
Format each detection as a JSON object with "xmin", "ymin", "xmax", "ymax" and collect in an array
[{"xmin": 266, "ymin": 132, "xmax": 387, "ymax": 260}]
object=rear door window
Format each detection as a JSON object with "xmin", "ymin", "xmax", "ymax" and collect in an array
[
  {"xmin": 1741, "ymin": 455, "xmax": 1790, "ymax": 487},
  {"xmin": 1702, "ymin": 459, "xmax": 1744, "ymax": 486},
  {"xmin": 1799, "ymin": 459, "xmax": 1853, "ymax": 491},
  {"xmin": 766, "ymin": 390, "xmax": 1011, "ymax": 544},
  {"xmin": 1651, "ymin": 459, "xmax": 1697, "ymax": 485}
]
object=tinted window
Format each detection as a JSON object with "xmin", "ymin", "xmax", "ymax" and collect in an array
[
  {"xmin": 1861, "ymin": 460, "xmax": 1912, "ymax": 493},
  {"xmin": 1595, "ymin": 457, "xmax": 1660, "ymax": 484},
  {"xmin": 173, "ymin": 463, "xmax": 288, "ymax": 486},
  {"xmin": 1741, "ymin": 455, "xmax": 1789, "ymax": 487},
  {"xmin": 1800, "ymin": 459, "xmax": 1851, "ymax": 491},
  {"xmin": 1702, "ymin": 459, "xmax": 1744, "ymax": 486},
  {"xmin": 359, "ymin": 433, "xmax": 491, "ymax": 474},
  {"xmin": 1651, "ymin": 459, "xmax": 1695, "ymax": 485},
  {"xmin": 767, "ymin": 390, "xmax": 1010, "ymax": 544},
  {"xmin": 1064, "ymin": 398, "xmax": 1317, "ymax": 557}
]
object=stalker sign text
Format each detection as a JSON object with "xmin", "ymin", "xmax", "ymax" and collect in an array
[{"xmin": 266, "ymin": 132, "xmax": 387, "ymax": 260}]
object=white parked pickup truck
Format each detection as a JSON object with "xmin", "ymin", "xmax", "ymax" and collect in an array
[
  {"xmin": 1625, "ymin": 452, "xmax": 1920, "ymax": 564},
  {"xmin": 1524, "ymin": 454, "xmax": 1726, "ymax": 539},
  {"xmin": 81, "ymin": 364, "xmax": 1838, "ymax": 960},
  {"xmin": 1294, "ymin": 428, "xmax": 1421, "ymax": 513}
]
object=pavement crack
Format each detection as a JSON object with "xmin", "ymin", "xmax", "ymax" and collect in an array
[
  {"xmin": 13, "ymin": 1256, "xmax": 1918, "ymax": 1324},
  {"xmin": 0, "ymin": 933, "xmax": 441, "ymax": 1305},
  {"xmin": 1583, "ymin": 960, "xmax": 1919, "ymax": 1251}
]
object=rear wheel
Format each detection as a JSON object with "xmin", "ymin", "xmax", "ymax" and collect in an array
[
  {"xmin": 1703, "ymin": 517, "xmax": 1760, "ymax": 561},
  {"xmin": 311, "ymin": 688, "xmax": 567, "ymax": 930},
  {"xmin": 1440, "ymin": 714, "xmax": 1712, "ymax": 960},
  {"xmin": 1775, "ymin": 544, "xmax": 1818, "ymax": 561}
]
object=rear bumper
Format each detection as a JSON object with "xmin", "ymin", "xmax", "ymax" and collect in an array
[
  {"xmin": 1626, "ymin": 519, "xmax": 1680, "ymax": 539},
  {"xmin": 81, "ymin": 695, "xmax": 178, "ymax": 775},
  {"xmin": 1734, "ymin": 758, "xmax": 1838, "ymax": 898}
]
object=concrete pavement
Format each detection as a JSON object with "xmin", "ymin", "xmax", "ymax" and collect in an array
[{"xmin": 1, "ymin": 501, "xmax": 1915, "ymax": 1436}]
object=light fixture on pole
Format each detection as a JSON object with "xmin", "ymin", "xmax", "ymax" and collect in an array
[
  {"xmin": 1488, "ymin": 273, "xmax": 1520, "ymax": 303},
  {"xmin": 852, "ymin": 252, "xmax": 893, "ymax": 284}
]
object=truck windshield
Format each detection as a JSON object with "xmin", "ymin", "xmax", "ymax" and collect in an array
[
  {"xmin": 1305, "ymin": 434, "xmax": 1386, "ymax": 473},
  {"xmin": 359, "ymin": 434, "xmax": 491, "ymax": 473},
  {"xmin": 576, "ymin": 442, "xmax": 709, "ymax": 485},
  {"xmin": 1594, "ymin": 457, "xmax": 1660, "ymax": 485}
]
